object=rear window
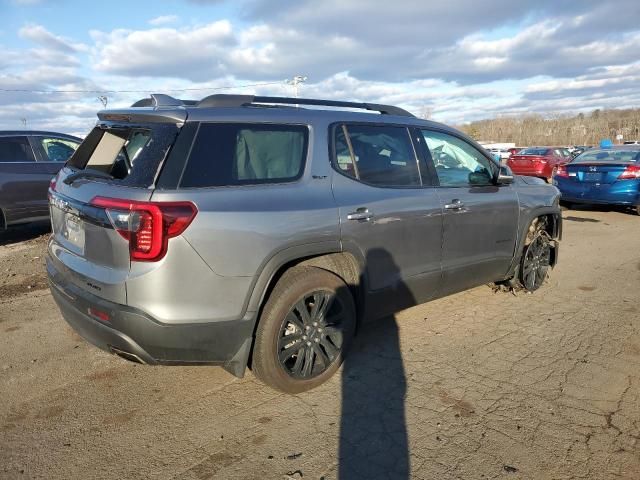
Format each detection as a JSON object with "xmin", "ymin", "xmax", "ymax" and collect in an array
[
  {"xmin": 180, "ymin": 123, "xmax": 308, "ymax": 188},
  {"xmin": 519, "ymin": 148, "xmax": 549, "ymax": 156},
  {"xmin": 573, "ymin": 149, "xmax": 640, "ymax": 164},
  {"xmin": 0, "ymin": 136, "xmax": 35, "ymax": 163},
  {"xmin": 67, "ymin": 124, "xmax": 178, "ymax": 187}
]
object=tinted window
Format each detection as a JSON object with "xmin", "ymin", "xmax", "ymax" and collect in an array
[
  {"xmin": 333, "ymin": 124, "xmax": 420, "ymax": 187},
  {"xmin": 181, "ymin": 123, "xmax": 308, "ymax": 188},
  {"xmin": 38, "ymin": 137, "xmax": 80, "ymax": 162},
  {"xmin": 0, "ymin": 136, "xmax": 35, "ymax": 163},
  {"xmin": 422, "ymin": 130, "xmax": 495, "ymax": 187},
  {"xmin": 573, "ymin": 149, "xmax": 640, "ymax": 163},
  {"xmin": 519, "ymin": 148, "xmax": 550, "ymax": 156}
]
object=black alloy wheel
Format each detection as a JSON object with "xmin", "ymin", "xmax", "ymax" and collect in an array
[
  {"xmin": 251, "ymin": 266, "xmax": 356, "ymax": 393},
  {"xmin": 278, "ymin": 290, "xmax": 346, "ymax": 379},
  {"xmin": 520, "ymin": 233, "xmax": 551, "ymax": 291}
]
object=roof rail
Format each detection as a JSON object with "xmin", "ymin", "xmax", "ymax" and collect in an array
[
  {"xmin": 197, "ymin": 94, "xmax": 415, "ymax": 117},
  {"xmin": 130, "ymin": 93, "xmax": 415, "ymax": 117}
]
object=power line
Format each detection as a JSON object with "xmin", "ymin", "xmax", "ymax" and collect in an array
[{"xmin": 0, "ymin": 80, "xmax": 286, "ymax": 95}]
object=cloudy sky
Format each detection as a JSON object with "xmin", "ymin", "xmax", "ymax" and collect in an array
[{"xmin": 1, "ymin": 0, "xmax": 639, "ymax": 135}]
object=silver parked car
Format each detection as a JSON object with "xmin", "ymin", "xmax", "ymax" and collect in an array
[
  {"xmin": 0, "ymin": 131, "xmax": 81, "ymax": 229},
  {"xmin": 47, "ymin": 94, "xmax": 561, "ymax": 393}
]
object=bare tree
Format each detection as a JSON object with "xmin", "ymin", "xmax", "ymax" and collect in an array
[{"xmin": 458, "ymin": 108, "xmax": 640, "ymax": 146}]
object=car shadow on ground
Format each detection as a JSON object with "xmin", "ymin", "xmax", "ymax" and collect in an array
[
  {"xmin": 0, "ymin": 222, "xmax": 50, "ymax": 247},
  {"xmin": 338, "ymin": 249, "xmax": 411, "ymax": 479}
]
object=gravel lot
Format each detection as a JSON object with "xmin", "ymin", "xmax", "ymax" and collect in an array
[{"xmin": 1, "ymin": 208, "xmax": 639, "ymax": 479}]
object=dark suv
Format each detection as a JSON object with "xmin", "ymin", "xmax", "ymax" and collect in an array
[
  {"xmin": 47, "ymin": 94, "xmax": 561, "ymax": 393},
  {"xmin": 0, "ymin": 131, "xmax": 81, "ymax": 229}
]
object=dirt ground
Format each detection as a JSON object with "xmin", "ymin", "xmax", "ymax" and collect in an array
[{"xmin": 1, "ymin": 208, "xmax": 639, "ymax": 480}]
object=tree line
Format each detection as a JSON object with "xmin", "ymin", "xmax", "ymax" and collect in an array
[{"xmin": 456, "ymin": 108, "xmax": 640, "ymax": 147}]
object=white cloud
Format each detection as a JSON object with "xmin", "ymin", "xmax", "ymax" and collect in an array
[
  {"xmin": 3, "ymin": 0, "xmax": 640, "ymax": 133},
  {"xmin": 91, "ymin": 21, "xmax": 235, "ymax": 80},
  {"xmin": 19, "ymin": 24, "xmax": 86, "ymax": 53},
  {"xmin": 148, "ymin": 15, "xmax": 180, "ymax": 26}
]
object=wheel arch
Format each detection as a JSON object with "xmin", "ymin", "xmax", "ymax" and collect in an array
[
  {"xmin": 504, "ymin": 207, "xmax": 562, "ymax": 282},
  {"xmin": 241, "ymin": 244, "xmax": 366, "ymax": 373},
  {"xmin": 249, "ymin": 247, "xmax": 366, "ymax": 323}
]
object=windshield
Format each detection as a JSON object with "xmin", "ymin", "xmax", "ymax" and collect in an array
[
  {"xmin": 67, "ymin": 124, "xmax": 178, "ymax": 187},
  {"xmin": 573, "ymin": 149, "xmax": 640, "ymax": 164},
  {"xmin": 519, "ymin": 148, "xmax": 549, "ymax": 155}
]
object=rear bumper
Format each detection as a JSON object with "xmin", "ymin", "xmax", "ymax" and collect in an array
[
  {"xmin": 508, "ymin": 164, "xmax": 550, "ymax": 178},
  {"xmin": 554, "ymin": 178, "xmax": 640, "ymax": 206},
  {"xmin": 48, "ymin": 259, "xmax": 255, "ymax": 376}
]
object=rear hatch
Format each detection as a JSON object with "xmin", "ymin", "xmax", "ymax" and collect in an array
[{"xmin": 48, "ymin": 111, "xmax": 185, "ymax": 304}]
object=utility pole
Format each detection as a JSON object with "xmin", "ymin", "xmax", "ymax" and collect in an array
[
  {"xmin": 286, "ymin": 75, "xmax": 307, "ymax": 98},
  {"xmin": 20, "ymin": 118, "xmax": 27, "ymax": 129},
  {"xmin": 98, "ymin": 95, "xmax": 108, "ymax": 108}
]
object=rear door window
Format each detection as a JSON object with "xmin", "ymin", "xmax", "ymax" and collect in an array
[
  {"xmin": 180, "ymin": 123, "xmax": 308, "ymax": 188},
  {"xmin": 36, "ymin": 137, "xmax": 80, "ymax": 162},
  {"xmin": 67, "ymin": 124, "xmax": 178, "ymax": 187},
  {"xmin": 332, "ymin": 124, "xmax": 421, "ymax": 187},
  {"xmin": 0, "ymin": 136, "xmax": 35, "ymax": 163}
]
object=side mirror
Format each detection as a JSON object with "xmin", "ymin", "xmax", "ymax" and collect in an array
[
  {"xmin": 496, "ymin": 165, "xmax": 514, "ymax": 185},
  {"xmin": 469, "ymin": 171, "xmax": 492, "ymax": 185}
]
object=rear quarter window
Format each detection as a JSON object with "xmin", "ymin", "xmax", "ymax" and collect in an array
[{"xmin": 179, "ymin": 123, "xmax": 308, "ymax": 188}]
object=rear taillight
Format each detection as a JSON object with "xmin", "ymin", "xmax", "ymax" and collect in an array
[
  {"xmin": 555, "ymin": 165, "xmax": 569, "ymax": 178},
  {"xmin": 91, "ymin": 197, "xmax": 197, "ymax": 262},
  {"xmin": 618, "ymin": 165, "xmax": 640, "ymax": 180}
]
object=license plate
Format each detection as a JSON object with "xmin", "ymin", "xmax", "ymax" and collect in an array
[
  {"xmin": 64, "ymin": 213, "xmax": 85, "ymax": 254},
  {"xmin": 583, "ymin": 172, "xmax": 602, "ymax": 182}
]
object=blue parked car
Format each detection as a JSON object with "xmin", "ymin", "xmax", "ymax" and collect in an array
[{"xmin": 553, "ymin": 145, "xmax": 640, "ymax": 214}]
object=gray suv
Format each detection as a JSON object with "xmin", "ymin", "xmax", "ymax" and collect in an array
[
  {"xmin": 0, "ymin": 131, "xmax": 80, "ymax": 229},
  {"xmin": 47, "ymin": 94, "xmax": 561, "ymax": 393}
]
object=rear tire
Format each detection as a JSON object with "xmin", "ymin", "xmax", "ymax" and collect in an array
[{"xmin": 252, "ymin": 266, "xmax": 356, "ymax": 393}]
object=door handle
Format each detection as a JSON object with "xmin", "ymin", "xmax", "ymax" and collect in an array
[
  {"xmin": 444, "ymin": 199, "xmax": 465, "ymax": 210},
  {"xmin": 347, "ymin": 208, "xmax": 373, "ymax": 221}
]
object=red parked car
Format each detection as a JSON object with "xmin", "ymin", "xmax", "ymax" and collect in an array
[{"xmin": 507, "ymin": 147, "xmax": 572, "ymax": 182}]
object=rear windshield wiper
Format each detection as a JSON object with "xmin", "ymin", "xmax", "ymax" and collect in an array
[{"xmin": 63, "ymin": 169, "xmax": 114, "ymax": 185}]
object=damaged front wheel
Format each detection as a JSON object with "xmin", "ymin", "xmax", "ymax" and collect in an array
[{"xmin": 519, "ymin": 230, "xmax": 552, "ymax": 291}]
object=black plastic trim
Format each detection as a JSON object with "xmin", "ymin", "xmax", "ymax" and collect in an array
[
  {"xmin": 48, "ymin": 261, "xmax": 256, "ymax": 369},
  {"xmin": 155, "ymin": 121, "xmax": 199, "ymax": 190}
]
